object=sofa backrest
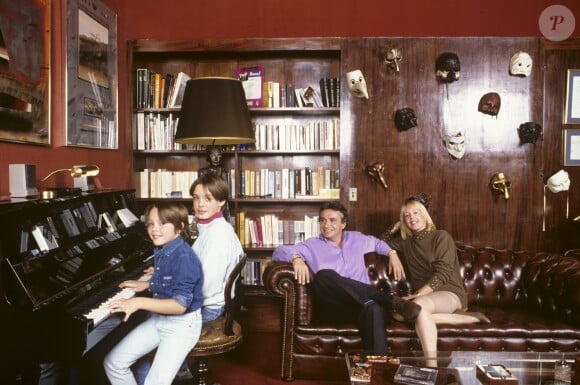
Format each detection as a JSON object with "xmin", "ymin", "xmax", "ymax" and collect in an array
[{"xmin": 366, "ymin": 243, "xmax": 531, "ymax": 307}]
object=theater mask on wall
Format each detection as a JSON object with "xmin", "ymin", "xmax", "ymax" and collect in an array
[
  {"xmin": 384, "ymin": 48, "xmax": 402, "ymax": 72},
  {"xmin": 444, "ymin": 132, "xmax": 466, "ymax": 159},
  {"xmin": 490, "ymin": 172, "xmax": 512, "ymax": 200},
  {"xmin": 518, "ymin": 122, "xmax": 542, "ymax": 145},
  {"xmin": 394, "ymin": 107, "xmax": 417, "ymax": 131},
  {"xmin": 509, "ymin": 52, "xmax": 532, "ymax": 77},
  {"xmin": 435, "ymin": 52, "xmax": 460, "ymax": 83},
  {"xmin": 478, "ymin": 92, "xmax": 501, "ymax": 117},
  {"xmin": 346, "ymin": 69, "xmax": 369, "ymax": 99}
]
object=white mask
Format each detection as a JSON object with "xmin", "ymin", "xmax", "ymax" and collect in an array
[
  {"xmin": 444, "ymin": 132, "xmax": 466, "ymax": 159},
  {"xmin": 509, "ymin": 52, "xmax": 532, "ymax": 77},
  {"xmin": 546, "ymin": 170, "xmax": 570, "ymax": 193},
  {"xmin": 346, "ymin": 69, "xmax": 369, "ymax": 99}
]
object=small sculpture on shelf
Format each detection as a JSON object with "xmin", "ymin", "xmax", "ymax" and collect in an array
[{"xmin": 199, "ymin": 145, "xmax": 228, "ymax": 180}]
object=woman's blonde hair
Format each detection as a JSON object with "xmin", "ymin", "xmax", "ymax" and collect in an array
[{"xmin": 399, "ymin": 197, "xmax": 436, "ymax": 239}]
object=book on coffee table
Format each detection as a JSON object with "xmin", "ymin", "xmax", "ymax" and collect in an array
[
  {"xmin": 394, "ymin": 364, "xmax": 438, "ymax": 385},
  {"xmin": 346, "ymin": 353, "xmax": 371, "ymax": 384}
]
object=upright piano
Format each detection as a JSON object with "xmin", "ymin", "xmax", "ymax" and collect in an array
[{"xmin": 0, "ymin": 190, "xmax": 154, "ymax": 382}]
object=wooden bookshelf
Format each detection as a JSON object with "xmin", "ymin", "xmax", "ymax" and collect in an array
[{"xmin": 127, "ymin": 38, "xmax": 343, "ymax": 288}]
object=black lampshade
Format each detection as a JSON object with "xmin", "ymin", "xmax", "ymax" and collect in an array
[{"xmin": 174, "ymin": 77, "xmax": 255, "ymax": 145}]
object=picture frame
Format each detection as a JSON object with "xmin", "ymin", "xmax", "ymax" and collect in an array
[
  {"xmin": 0, "ymin": 0, "xmax": 50, "ymax": 145},
  {"xmin": 563, "ymin": 129, "xmax": 580, "ymax": 166},
  {"xmin": 66, "ymin": 0, "xmax": 118, "ymax": 149},
  {"xmin": 564, "ymin": 69, "xmax": 580, "ymax": 124}
]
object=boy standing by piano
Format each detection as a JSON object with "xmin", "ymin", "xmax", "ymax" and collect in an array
[{"xmin": 103, "ymin": 202, "xmax": 203, "ymax": 385}]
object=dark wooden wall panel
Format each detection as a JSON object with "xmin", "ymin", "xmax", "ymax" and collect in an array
[
  {"xmin": 340, "ymin": 38, "xmax": 549, "ymax": 253},
  {"xmin": 541, "ymin": 41, "xmax": 580, "ymax": 253}
]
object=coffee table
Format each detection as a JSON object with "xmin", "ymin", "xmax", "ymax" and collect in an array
[{"xmin": 346, "ymin": 351, "xmax": 579, "ymax": 385}]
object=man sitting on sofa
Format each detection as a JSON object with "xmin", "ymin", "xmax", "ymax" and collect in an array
[{"xmin": 272, "ymin": 201, "xmax": 421, "ymax": 355}]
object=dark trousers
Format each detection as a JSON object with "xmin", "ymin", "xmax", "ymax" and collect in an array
[{"xmin": 311, "ymin": 269, "xmax": 391, "ymax": 355}]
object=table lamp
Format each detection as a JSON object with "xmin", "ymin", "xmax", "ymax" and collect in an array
[{"xmin": 40, "ymin": 165, "xmax": 100, "ymax": 198}]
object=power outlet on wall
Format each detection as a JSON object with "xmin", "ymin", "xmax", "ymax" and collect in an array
[{"xmin": 349, "ymin": 187, "xmax": 357, "ymax": 201}]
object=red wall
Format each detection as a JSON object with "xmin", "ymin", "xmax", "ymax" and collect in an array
[
  {"xmin": 1, "ymin": 0, "xmax": 579, "ymax": 197},
  {"xmin": 119, "ymin": 0, "xmax": 580, "ymax": 39}
]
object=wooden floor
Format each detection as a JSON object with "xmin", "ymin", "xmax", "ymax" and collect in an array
[{"xmin": 177, "ymin": 331, "xmax": 349, "ymax": 385}]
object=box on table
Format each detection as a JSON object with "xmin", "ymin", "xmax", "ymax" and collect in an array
[{"xmin": 476, "ymin": 364, "xmax": 518, "ymax": 385}]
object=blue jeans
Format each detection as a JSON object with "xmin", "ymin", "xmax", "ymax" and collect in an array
[
  {"xmin": 133, "ymin": 306, "xmax": 223, "ymax": 385},
  {"xmin": 104, "ymin": 310, "xmax": 202, "ymax": 385}
]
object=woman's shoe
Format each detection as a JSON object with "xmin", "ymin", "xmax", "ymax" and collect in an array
[{"xmin": 392, "ymin": 296, "xmax": 421, "ymax": 321}]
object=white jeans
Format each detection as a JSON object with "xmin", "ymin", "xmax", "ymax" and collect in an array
[{"xmin": 104, "ymin": 310, "xmax": 202, "ymax": 385}]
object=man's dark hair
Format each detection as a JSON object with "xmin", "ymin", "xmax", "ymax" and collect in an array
[{"xmin": 319, "ymin": 201, "xmax": 348, "ymax": 222}]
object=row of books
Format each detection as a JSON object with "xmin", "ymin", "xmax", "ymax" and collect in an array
[
  {"xmin": 238, "ymin": 167, "xmax": 340, "ymax": 199},
  {"xmin": 134, "ymin": 167, "xmax": 339, "ymax": 200},
  {"xmin": 236, "ymin": 212, "xmax": 320, "ymax": 247},
  {"xmin": 235, "ymin": 66, "xmax": 339, "ymax": 108},
  {"xmin": 134, "ymin": 170, "xmax": 200, "ymax": 199},
  {"xmin": 253, "ymin": 119, "xmax": 339, "ymax": 151},
  {"xmin": 242, "ymin": 259, "xmax": 271, "ymax": 286},
  {"xmin": 134, "ymin": 112, "xmax": 181, "ymax": 151},
  {"xmin": 135, "ymin": 69, "xmax": 191, "ymax": 109},
  {"xmin": 134, "ymin": 111, "xmax": 338, "ymax": 152},
  {"xmin": 261, "ymin": 81, "xmax": 340, "ymax": 108}
]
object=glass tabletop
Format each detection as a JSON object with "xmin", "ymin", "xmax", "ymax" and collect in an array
[{"xmin": 346, "ymin": 351, "xmax": 579, "ymax": 385}]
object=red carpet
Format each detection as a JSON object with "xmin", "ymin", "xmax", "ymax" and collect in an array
[{"xmin": 187, "ymin": 332, "xmax": 348, "ymax": 385}]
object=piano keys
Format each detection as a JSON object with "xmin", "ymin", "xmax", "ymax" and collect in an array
[{"xmin": 0, "ymin": 190, "xmax": 154, "ymax": 367}]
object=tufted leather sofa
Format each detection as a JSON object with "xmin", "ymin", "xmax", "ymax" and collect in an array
[{"xmin": 263, "ymin": 243, "xmax": 580, "ymax": 381}]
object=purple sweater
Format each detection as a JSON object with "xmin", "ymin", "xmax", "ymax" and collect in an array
[{"xmin": 272, "ymin": 230, "xmax": 392, "ymax": 284}]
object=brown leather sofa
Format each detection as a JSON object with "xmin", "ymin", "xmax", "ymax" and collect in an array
[{"xmin": 263, "ymin": 243, "xmax": 580, "ymax": 381}]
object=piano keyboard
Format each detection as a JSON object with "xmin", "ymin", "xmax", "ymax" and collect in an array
[{"xmin": 84, "ymin": 273, "xmax": 151, "ymax": 328}]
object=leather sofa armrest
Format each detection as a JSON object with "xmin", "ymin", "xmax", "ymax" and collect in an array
[
  {"xmin": 263, "ymin": 261, "xmax": 311, "ymax": 381},
  {"xmin": 263, "ymin": 261, "xmax": 313, "ymax": 326},
  {"xmin": 523, "ymin": 252, "xmax": 580, "ymax": 327}
]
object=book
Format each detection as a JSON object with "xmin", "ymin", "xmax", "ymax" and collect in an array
[
  {"xmin": 116, "ymin": 208, "xmax": 139, "ymax": 227},
  {"xmin": 286, "ymin": 83, "xmax": 296, "ymax": 107},
  {"xmin": 263, "ymin": 81, "xmax": 271, "ymax": 108},
  {"xmin": 319, "ymin": 77, "xmax": 329, "ymax": 107},
  {"xmin": 298, "ymin": 87, "xmax": 314, "ymax": 107},
  {"xmin": 136, "ymin": 68, "xmax": 149, "ymax": 109},
  {"xmin": 59, "ymin": 209, "xmax": 81, "ymax": 237},
  {"xmin": 294, "ymin": 88, "xmax": 304, "ymax": 107},
  {"xmin": 162, "ymin": 73, "xmax": 174, "ymax": 107},
  {"xmin": 235, "ymin": 66, "xmax": 265, "ymax": 107},
  {"xmin": 168, "ymin": 71, "xmax": 191, "ymax": 108},
  {"xmin": 345, "ymin": 353, "xmax": 371, "ymax": 384},
  {"xmin": 394, "ymin": 364, "xmax": 438, "ymax": 385}
]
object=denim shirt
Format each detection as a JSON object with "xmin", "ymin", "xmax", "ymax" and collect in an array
[{"xmin": 149, "ymin": 236, "xmax": 203, "ymax": 314}]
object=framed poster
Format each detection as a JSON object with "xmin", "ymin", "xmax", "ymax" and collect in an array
[
  {"xmin": 564, "ymin": 69, "xmax": 580, "ymax": 124},
  {"xmin": 563, "ymin": 129, "xmax": 580, "ymax": 166},
  {"xmin": 0, "ymin": 0, "xmax": 50, "ymax": 145},
  {"xmin": 66, "ymin": 0, "xmax": 117, "ymax": 149}
]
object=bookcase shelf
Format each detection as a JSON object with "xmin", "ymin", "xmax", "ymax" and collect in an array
[{"xmin": 127, "ymin": 38, "xmax": 343, "ymax": 287}]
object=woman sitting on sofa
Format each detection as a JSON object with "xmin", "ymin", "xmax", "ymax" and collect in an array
[{"xmin": 382, "ymin": 194, "xmax": 490, "ymax": 367}]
